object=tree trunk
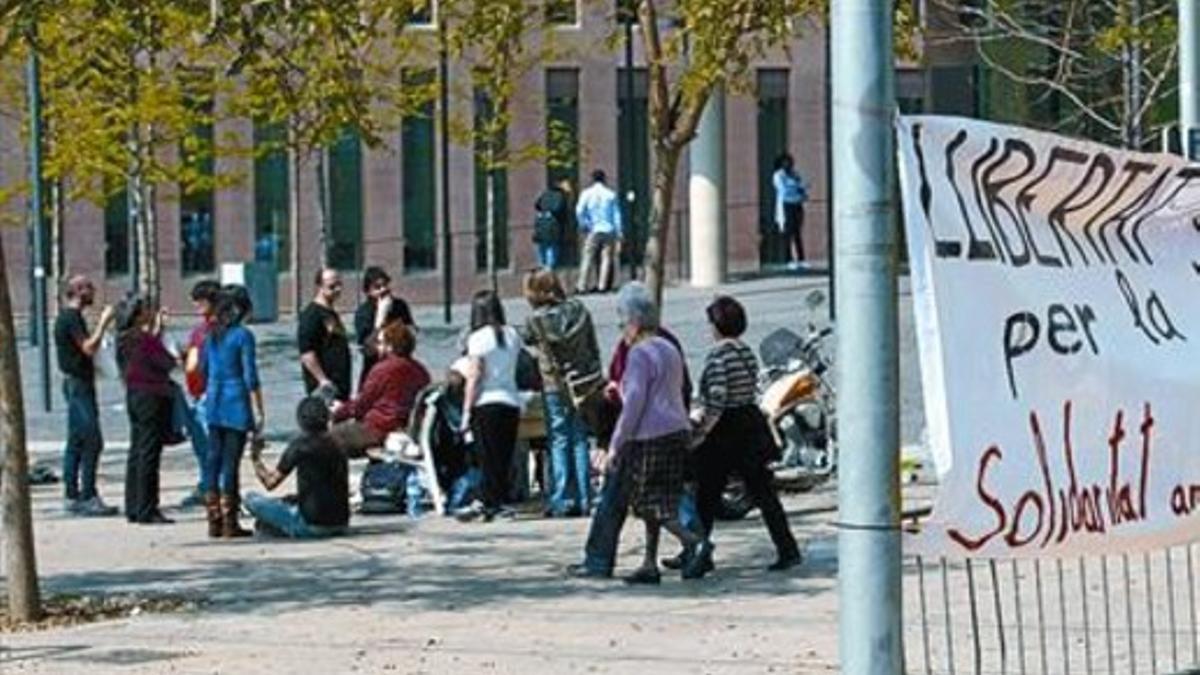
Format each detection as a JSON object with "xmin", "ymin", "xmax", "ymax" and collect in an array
[
  {"xmin": 486, "ymin": 154, "xmax": 498, "ymax": 292},
  {"xmin": 142, "ymin": 181, "xmax": 159, "ymax": 305},
  {"xmin": 316, "ymin": 149, "xmax": 331, "ymax": 269},
  {"xmin": 287, "ymin": 127, "xmax": 302, "ymax": 315},
  {"xmin": 0, "ymin": 230, "xmax": 42, "ymax": 622},
  {"xmin": 49, "ymin": 179, "xmax": 63, "ymax": 283},
  {"xmin": 643, "ymin": 143, "xmax": 682, "ymax": 309}
]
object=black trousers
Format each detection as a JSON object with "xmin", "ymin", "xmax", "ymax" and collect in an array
[
  {"xmin": 695, "ymin": 406, "xmax": 799, "ymax": 558},
  {"xmin": 784, "ymin": 202, "xmax": 805, "ymax": 261},
  {"xmin": 471, "ymin": 403, "xmax": 520, "ymax": 511},
  {"xmin": 125, "ymin": 390, "xmax": 170, "ymax": 522}
]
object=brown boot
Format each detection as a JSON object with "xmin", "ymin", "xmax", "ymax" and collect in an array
[
  {"xmin": 220, "ymin": 494, "xmax": 252, "ymax": 538},
  {"xmin": 204, "ymin": 492, "xmax": 222, "ymax": 538}
]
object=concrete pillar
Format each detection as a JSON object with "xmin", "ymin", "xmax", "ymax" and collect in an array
[{"xmin": 688, "ymin": 89, "xmax": 726, "ymax": 287}]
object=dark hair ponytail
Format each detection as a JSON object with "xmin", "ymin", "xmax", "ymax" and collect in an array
[
  {"xmin": 469, "ymin": 290, "xmax": 507, "ymax": 347},
  {"xmin": 212, "ymin": 284, "xmax": 252, "ymax": 342}
]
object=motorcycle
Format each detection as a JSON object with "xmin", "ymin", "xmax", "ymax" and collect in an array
[{"xmin": 757, "ymin": 291, "xmax": 836, "ymax": 492}]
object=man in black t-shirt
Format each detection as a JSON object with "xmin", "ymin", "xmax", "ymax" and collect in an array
[
  {"xmin": 245, "ymin": 397, "xmax": 350, "ymax": 538},
  {"xmin": 298, "ymin": 267, "xmax": 352, "ymax": 399},
  {"xmin": 53, "ymin": 275, "xmax": 119, "ymax": 517},
  {"xmin": 353, "ymin": 266, "xmax": 415, "ymax": 390}
]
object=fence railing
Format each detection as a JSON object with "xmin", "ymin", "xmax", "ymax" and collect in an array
[{"xmin": 904, "ymin": 546, "xmax": 1200, "ymax": 674}]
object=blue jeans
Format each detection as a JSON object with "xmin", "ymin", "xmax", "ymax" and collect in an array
[
  {"xmin": 447, "ymin": 467, "xmax": 482, "ymax": 512},
  {"xmin": 206, "ymin": 426, "xmax": 246, "ymax": 495},
  {"xmin": 544, "ymin": 392, "xmax": 591, "ymax": 514},
  {"xmin": 172, "ymin": 388, "xmax": 209, "ymax": 493},
  {"xmin": 582, "ymin": 469, "xmax": 702, "ymax": 574},
  {"xmin": 244, "ymin": 492, "xmax": 346, "ymax": 538},
  {"xmin": 537, "ymin": 242, "xmax": 559, "ymax": 270},
  {"xmin": 62, "ymin": 376, "xmax": 103, "ymax": 501}
]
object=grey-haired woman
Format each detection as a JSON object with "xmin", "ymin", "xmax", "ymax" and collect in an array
[{"xmin": 602, "ymin": 283, "xmax": 711, "ymax": 584}]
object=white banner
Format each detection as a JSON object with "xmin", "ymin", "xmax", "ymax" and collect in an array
[{"xmin": 897, "ymin": 116, "xmax": 1200, "ymax": 558}]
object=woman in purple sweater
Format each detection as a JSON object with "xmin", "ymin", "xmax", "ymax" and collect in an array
[
  {"xmin": 603, "ymin": 283, "xmax": 711, "ymax": 584},
  {"xmin": 116, "ymin": 294, "xmax": 178, "ymax": 525}
]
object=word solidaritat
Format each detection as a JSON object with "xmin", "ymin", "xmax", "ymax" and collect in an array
[
  {"xmin": 897, "ymin": 116, "xmax": 1200, "ymax": 559},
  {"xmin": 948, "ymin": 402, "xmax": 1151, "ymax": 552}
]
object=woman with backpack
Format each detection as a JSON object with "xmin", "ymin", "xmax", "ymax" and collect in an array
[
  {"xmin": 532, "ymin": 178, "xmax": 572, "ymax": 270},
  {"xmin": 202, "ymin": 285, "xmax": 264, "ymax": 538}
]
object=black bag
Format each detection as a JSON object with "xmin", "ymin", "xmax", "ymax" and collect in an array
[
  {"xmin": 516, "ymin": 348, "xmax": 544, "ymax": 391},
  {"xmin": 359, "ymin": 460, "xmax": 410, "ymax": 515}
]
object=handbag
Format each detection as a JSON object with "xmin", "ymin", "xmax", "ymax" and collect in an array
[{"xmin": 515, "ymin": 348, "xmax": 544, "ymax": 391}]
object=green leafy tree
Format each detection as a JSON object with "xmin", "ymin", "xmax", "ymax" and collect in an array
[
  {"xmin": 12, "ymin": 0, "xmax": 231, "ymax": 303},
  {"xmin": 612, "ymin": 0, "xmax": 822, "ymax": 307}
]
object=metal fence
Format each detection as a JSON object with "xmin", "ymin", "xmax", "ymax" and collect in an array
[{"xmin": 904, "ymin": 546, "xmax": 1200, "ymax": 674}]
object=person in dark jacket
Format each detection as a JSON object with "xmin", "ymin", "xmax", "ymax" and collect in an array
[
  {"xmin": 533, "ymin": 178, "xmax": 573, "ymax": 270},
  {"xmin": 353, "ymin": 266, "xmax": 415, "ymax": 390},
  {"xmin": 523, "ymin": 268, "xmax": 602, "ymax": 517},
  {"xmin": 202, "ymin": 285, "xmax": 265, "ymax": 538},
  {"xmin": 690, "ymin": 296, "xmax": 801, "ymax": 571},
  {"xmin": 116, "ymin": 294, "xmax": 176, "ymax": 525}
]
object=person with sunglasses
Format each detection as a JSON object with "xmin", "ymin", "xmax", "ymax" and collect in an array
[
  {"xmin": 298, "ymin": 268, "xmax": 352, "ymax": 401},
  {"xmin": 353, "ymin": 266, "xmax": 415, "ymax": 391}
]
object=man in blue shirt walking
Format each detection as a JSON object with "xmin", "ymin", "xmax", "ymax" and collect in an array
[{"xmin": 574, "ymin": 169, "xmax": 623, "ymax": 294}]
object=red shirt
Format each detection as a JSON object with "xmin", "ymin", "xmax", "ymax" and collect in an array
[
  {"xmin": 185, "ymin": 318, "xmax": 214, "ymax": 398},
  {"xmin": 333, "ymin": 355, "xmax": 431, "ymax": 438}
]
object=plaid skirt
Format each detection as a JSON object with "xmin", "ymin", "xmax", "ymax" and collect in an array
[{"xmin": 620, "ymin": 430, "xmax": 691, "ymax": 521}]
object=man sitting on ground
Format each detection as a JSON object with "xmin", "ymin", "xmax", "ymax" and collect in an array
[{"xmin": 245, "ymin": 398, "xmax": 350, "ymax": 538}]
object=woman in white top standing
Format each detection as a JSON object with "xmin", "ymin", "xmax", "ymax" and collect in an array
[
  {"xmin": 458, "ymin": 290, "xmax": 524, "ymax": 521},
  {"xmin": 772, "ymin": 153, "xmax": 809, "ymax": 270}
]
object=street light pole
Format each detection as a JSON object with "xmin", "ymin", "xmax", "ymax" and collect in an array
[
  {"xmin": 832, "ymin": 1, "xmax": 901, "ymax": 673},
  {"xmin": 26, "ymin": 34, "xmax": 52, "ymax": 413},
  {"xmin": 622, "ymin": 4, "xmax": 636, "ymax": 281},
  {"xmin": 1181, "ymin": 0, "xmax": 1199, "ymax": 159},
  {"xmin": 439, "ymin": 19, "xmax": 453, "ymax": 325}
]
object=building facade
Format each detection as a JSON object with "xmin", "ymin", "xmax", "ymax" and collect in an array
[{"xmin": 2, "ymin": 3, "xmax": 834, "ymax": 316}]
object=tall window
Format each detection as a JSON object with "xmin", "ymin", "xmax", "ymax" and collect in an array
[
  {"xmin": 546, "ymin": 0, "xmax": 577, "ymax": 24},
  {"xmin": 756, "ymin": 68, "xmax": 789, "ymax": 266},
  {"xmin": 403, "ymin": 70, "xmax": 437, "ymax": 272},
  {"xmin": 104, "ymin": 186, "xmax": 129, "ymax": 276},
  {"xmin": 546, "ymin": 68, "xmax": 580, "ymax": 266},
  {"xmin": 328, "ymin": 129, "xmax": 363, "ymax": 271},
  {"xmin": 254, "ymin": 121, "xmax": 290, "ymax": 270},
  {"xmin": 474, "ymin": 89, "xmax": 509, "ymax": 271},
  {"xmin": 616, "ymin": 67, "xmax": 648, "ymax": 267},
  {"xmin": 409, "ymin": 0, "xmax": 434, "ymax": 24},
  {"xmin": 180, "ymin": 81, "xmax": 216, "ymax": 275}
]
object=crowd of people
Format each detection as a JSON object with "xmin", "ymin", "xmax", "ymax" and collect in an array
[{"xmin": 50, "ymin": 169, "xmax": 805, "ymax": 583}]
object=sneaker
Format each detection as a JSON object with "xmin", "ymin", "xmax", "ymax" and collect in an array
[
  {"xmin": 453, "ymin": 500, "xmax": 486, "ymax": 522},
  {"xmin": 62, "ymin": 498, "xmax": 82, "ymax": 515},
  {"xmin": 75, "ymin": 496, "xmax": 119, "ymax": 517}
]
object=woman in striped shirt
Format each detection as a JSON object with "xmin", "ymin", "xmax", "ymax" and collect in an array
[{"xmin": 692, "ymin": 296, "xmax": 802, "ymax": 572}]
